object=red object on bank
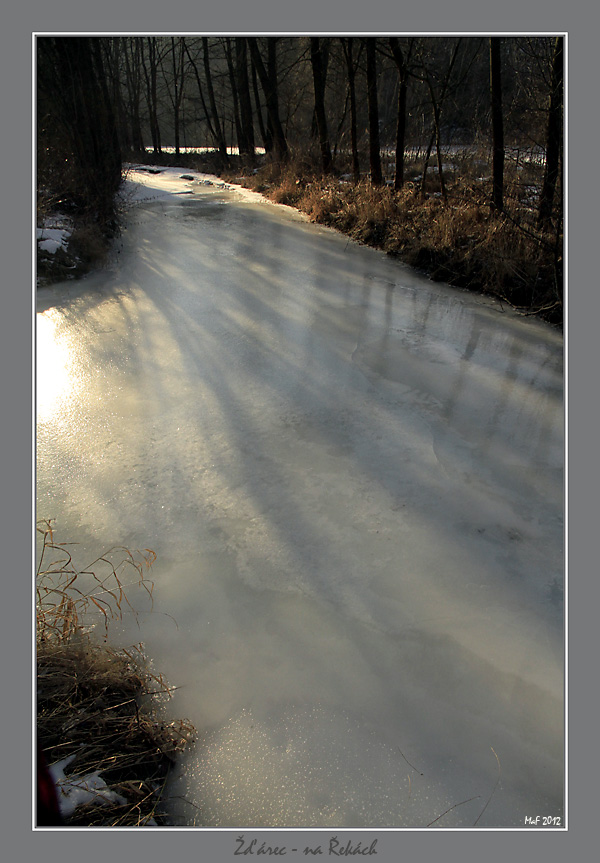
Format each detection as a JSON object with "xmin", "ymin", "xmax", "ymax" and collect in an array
[{"xmin": 37, "ymin": 744, "xmax": 62, "ymax": 826}]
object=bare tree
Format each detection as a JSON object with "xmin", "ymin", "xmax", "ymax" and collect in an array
[
  {"xmin": 365, "ymin": 38, "xmax": 383, "ymax": 185},
  {"xmin": 310, "ymin": 37, "xmax": 332, "ymax": 173},
  {"xmin": 122, "ymin": 38, "xmax": 145, "ymax": 152},
  {"xmin": 161, "ymin": 37, "xmax": 186, "ymax": 156},
  {"xmin": 223, "ymin": 38, "xmax": 244, "ymax": 157},
  {"xmin": 339, "ymin": 39, "xmax": 361, "ymax": 182},
  {"xmin": 37, "ymin": 37, "xmax": 121, "ymax": 224},
  {"xmin": 184, "ymin": 39, "xmax": 217, "ymax": 150},
  {"xmin": 416, "ymin": 38, "xmax": 462, "ymax": 200},
  {"xmin": 101, "ymin": 38, "xmax": 133, "ymax": 153},
  {"xmin": 202, "ymin": 38, "xmax": 229, "ymax": 163},
  {"xmin": 236, "ymin": 38, "xmax": 255, "ymax": 158},
  {"xmin": 389, "ymin": 37, "xmax": 413, "ymax": 191},
  {"xmin": 490, "ymin": 37, "xmax": 505, "ymax": 212},
  {"xmin": 140, "ymin": 37, "xmax": 164, "ymax": 154},
  {"xmin": 247, "ymin": 38, "xmax": 288, "ymax": 160},
  {"xmin": 538, "ymin": 36, "xmax": 563, "ymax": 230},
  {"xmin": 249, "ymin": 43, "xmax": 269, "ymax": 152}
]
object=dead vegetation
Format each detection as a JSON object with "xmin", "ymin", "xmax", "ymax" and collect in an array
[
  {"xmin": 221, "ymin": 150, "xmax": 563, "ymax": 325},
  {"xmin": 36, "ymin": 519, "xmax": 195, "ymax": 827}
]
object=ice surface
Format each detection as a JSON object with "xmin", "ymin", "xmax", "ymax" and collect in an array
[{"xmin": 36, "ymin": 172, "xmax": 564, "ymax": 828}]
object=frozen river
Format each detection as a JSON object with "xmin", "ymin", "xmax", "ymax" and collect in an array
[{"xmin": 36, "ymin": 168, "xmax": 564, "ymax": 828}]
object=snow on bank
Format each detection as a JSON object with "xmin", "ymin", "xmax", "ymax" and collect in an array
[
  {"xmin": 122, "ymin": 163, "xmax": 308, "ymax": 217},
  {"xmin": 49, "ymin": 753, "xmax": 127, "ymax": 818},
  {"xmin": 37, "ymin": 228, "xmax": 71, "ymax": 255},
  {"xmin": 122, "ymin": 164, "xmax": 231, "ymax": 203}
]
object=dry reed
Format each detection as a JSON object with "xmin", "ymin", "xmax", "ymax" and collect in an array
[
  {"xmin": 224, "ymin": 153, "xmax": 562, "ymax": 324},
  {"xmin": 36, "ymin": 520, "xmax": 195, "ymax": 827}
]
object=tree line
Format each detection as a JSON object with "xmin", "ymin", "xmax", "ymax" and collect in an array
[
  {"xmin": 38, "ymin": 36, "xmax": 563, "ymax": 226},
  {"xmin": 37, "ymin": 35, "xmax": 563, "ymax": 315}
]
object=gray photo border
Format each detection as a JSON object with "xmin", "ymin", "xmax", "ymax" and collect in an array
[{"xmin": 5, "ymin": 0, "xmax": 593, "ymax": 861}]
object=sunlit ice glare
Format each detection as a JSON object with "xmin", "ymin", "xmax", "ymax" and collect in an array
[{"xmin": 36, "ymin": 311, "xmax": 83, "ymax": 421}]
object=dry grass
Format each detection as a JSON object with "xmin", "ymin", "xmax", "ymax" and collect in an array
[
  {"xmin": 224, "ymin": 153, "xmax": 563, "ymax": 325},
  {"xmin": 36, "ymin": 520, "xmax": 195, "ymax": 827}
]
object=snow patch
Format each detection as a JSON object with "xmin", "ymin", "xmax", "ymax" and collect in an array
[
  {"xmin": 48, "ymin": 753, "xmax": 128, "ymax": 818},
  {"xmin": 37, "ymin": 228, "xmax": 70, "ymax": 255},
  {"xmin": 121, "ymin": 163, "xmax": 309, "ymax": 219}
]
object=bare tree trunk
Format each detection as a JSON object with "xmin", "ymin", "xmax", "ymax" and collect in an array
[
  {"xmin": 250, "ymin": 45, "xmax": 269, "ymax": 152},
  {"xmin": 247, "ymin": 38, "xmax": 288, "ymax": 160},
  {"xmin": 365, "ymin": 38, "xmax": 382, "ymax": 185},
  {"xmin": 389, "ymin": 37, "xmax": 412, "ymax": 191},
  {"xmin": 123, "ymin": 38, "xmax": 145, "ymax": 152},
  {"xmin": 224, "ymin": 38, "xmax": 244, "ymax": 156},
  {"xmin": 141, "ymin": 37, "xmax": 162, "ymax": 154},
  {"xmin": 419, "ymin": 128, "xmax": 436, "ymax": 196},
  {"xmin": 38, "ymin": 37, "xmax": 121, "ymax": 223},
  {"xmin": 538, "ymin": 36, "xmax": 563, "ymax": 230},
  {"xmin": 490, "ymin": 37, "xmax": 504, "ymax": 212},
  {"xmin": 102, "ymin": 39, "xmax": 132, "ymax": 153},
  {"xmin": 432, "ymin": 100, "xmax": 447, "ymax": 201},
  {"xmin": 166, "ymin": 37, "xmax": 186, "ymax": 156},
  {"xmin": 202, "ymin": 37, "xmax": 229, "ymax": 164},
  {"xmin": 236, "ymin": 38, "xmax": 255, "ymax": 159},
  {"xmin": 418, "ymin": 38, "xmax": 461, "ymax": 200},
  {"xmin": 184, "ymin": 40, "xmax": 217, "ymax": 148},
  {"xmin": 340, "ymin": 38, "xmax": 360, "ymax": 183},
  {"xmin": 310, "ymin": 37, "xmax": 332, "ymax": 173}
]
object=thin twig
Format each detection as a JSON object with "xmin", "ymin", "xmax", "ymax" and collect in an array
[
  {"xmin": 474, "ymin": 747, "xmax": 502, "ymax": 826},
  {"xmin": 397, "ymin": 747, "xmax": 423, "ymax": 775},
  {"xmin": 427, "ymin": 795, "xmax": 480, "ymax": 827}
]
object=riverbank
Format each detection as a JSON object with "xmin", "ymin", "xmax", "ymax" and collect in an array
[
  {"xmin": 36, "ymin": 521, "xmax": 195, "ymax": 827},
  {"xmin": 37, "ymin": 149, "xmax": 563, "ymax": 327},
  {"xmin": 219, "ymin": 155, "xmax": 563, "ymax": 326}
]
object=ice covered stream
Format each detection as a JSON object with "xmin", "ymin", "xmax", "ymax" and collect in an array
[{"xmin": 36, "ymin": 168, "xmax": 564, "ymax": 828}]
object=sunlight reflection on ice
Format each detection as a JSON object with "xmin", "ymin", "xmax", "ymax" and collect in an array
[
  {"xmin": 167, "ymin": 705, "xmax": 468, "ymax": 828},
  {"xmin": 36, "ymin": 310, "xmax": 83, "ymax": 421},
  {"xmin": 36, "ymin": 180, "xmax": 564, "ymax": 827}
]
